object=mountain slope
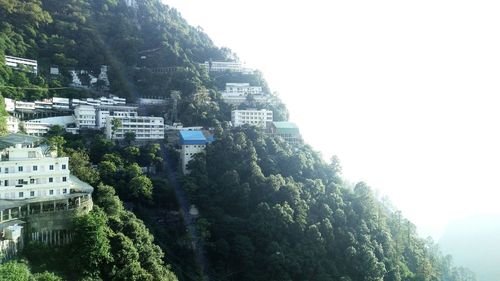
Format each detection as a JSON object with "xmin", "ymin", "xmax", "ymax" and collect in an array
[{"xmin": 0, "ymin": 0, "xmax": 478, "ymax": 280}]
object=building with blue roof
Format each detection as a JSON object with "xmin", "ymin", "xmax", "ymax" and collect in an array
[{"xmin": 179, "ymin": 130, "xmax": 214, "ymax": 174}]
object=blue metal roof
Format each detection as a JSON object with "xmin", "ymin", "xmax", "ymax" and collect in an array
[{"xmin": 179, "ymin": 130, "xmax": 207, "ymax": 145}]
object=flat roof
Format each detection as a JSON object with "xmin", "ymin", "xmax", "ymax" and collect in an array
[
  {"xmin": 0, "ymin": 133, "xmax": 44, "ymax": 149},
  {"xmin": 272, "ymin": 122, "xmax": 300, "ymax": 135},
  {"xmin": 179, "ymin": 130, "xmax": 208, "ymax": 145}
]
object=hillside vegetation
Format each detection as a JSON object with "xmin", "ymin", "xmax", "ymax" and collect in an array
[{"xmin": 0, "ymin": 0, "xmax": 477, "ymax": 280}]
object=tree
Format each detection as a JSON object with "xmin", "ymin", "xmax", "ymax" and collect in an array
[
  {"xmin": 111, "ymin": 118, "xmax": 122, "ymax": 139},
  {"xmin": 70, "ymin": 208, "xmax": 112, "ymax": 279},
  {"xmin": 0, "ymin": 261, "xmax": 31, "ymax": 281},
  {"xmin": 129, "ymin": 175, "xmax": 153, "ymax": 200},
  {"xmin": 124, "ymin": 131, "xmax": 136, "ymax": 145}
]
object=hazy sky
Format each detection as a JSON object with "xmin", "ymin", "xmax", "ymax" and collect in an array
[{"xmin": 164, "ymin": 0, "xmax": 500, "ymax": 239}]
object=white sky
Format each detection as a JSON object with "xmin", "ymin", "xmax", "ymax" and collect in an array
[{"xmin": 164, "ymin": 0, "xmax": 500, "ymax": 239}]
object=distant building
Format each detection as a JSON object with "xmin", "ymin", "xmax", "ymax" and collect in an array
[
  {"xmin": 105, "ymin": 113, "xmax": 164, "ymax": 140},
  {"xmin": 4, "ymin": 55, "xmax": 37, "ymax": 74},
  {"xmin": 34, "ymin": 100, "xmax": 52, "ymax": 110},
  {"xmin": 24, "ymin": 116, "xmax": 76, "ymax": 136},
  {"xmin": 74, "ymin": 105, "xmax": 96, "ymax": 129},
  {"xmin": 49, "ymin": 66, "xmax": 59, "ymax": 75},
  {"xmin": 268, "ymin": 121, "xmax": 302, "ymax": 145},
  {"xmin": 4, "ymin": 98, "xmax": 15, "ymax": 112},
  {"xmin": 6, "ymin": 116, "xmax": 19, "ymax": 133},
  {"xmin": 52, "ymin": 97, "xmax": 70, "ymax": 110},
  {"xmin": 231, "ymin": 109, "xmax": 273, "ymax": 129},
  {"xmin": 201, "ymin": 61, "xmax": 253, "ymax": 74},
  {"xmin": 179, "ymin": 130, "xmax": 213, "ymax": 174},
  {"xmin": 96, "ymin": 104, "xmax": 138, "ymax": 129},
  {"xmin": 221, "ymin": 83, "xmax": 269, "ymax": 106},
  {"xmin": 14, "ymin": 101, "xmax": 35, "ymax": 112},
  {"xmin": 138, "ymin": 98, "xmax": 168, "ymax": 106},
  {"xmin": 225, "ymin": 83, "xmax": 263, "ymax": 95}
]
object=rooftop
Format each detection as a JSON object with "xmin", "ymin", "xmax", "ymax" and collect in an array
[
  {"xmin": 272, "ymin": 122, "xmax": 301, "ymax": 134},
  {"xmin": 0, "ymin": 133, "xmax": 43, "ymax": 149},
  {"xmin": 179, "ymin": 130, "xmax": 206, "ymax": 142}
]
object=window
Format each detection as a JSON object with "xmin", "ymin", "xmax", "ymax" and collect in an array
[
  {"xmin": 49, "ymin": 177, "xmax": 53, "ymax": 183},
  {"xmin": 19, "ymin": 192, "xmax": 23, "ymax": 198},
  {"xmin": 30, "ymin": 179, "xmax": 35, "ymax": 184},
  {"xmin": 28, "ymin": 151, "xmax": 36, "ymax": 158},
  {"xmin": 33, "ymin": 165, "xmax": 38, "ymax": 171},
  {"xmin": 4, "ymin": 180, "xmax": 8, "ymax": 186},
  {"xmin": 62, "ymin": 164, "xmax": 67, "ymax": 170},
  {"xmin": 49, "ymin": 190, "xmax": 54, "ymax": 195},
  {"xmin": 18, "ymin": 166, "xmax": 23, "ymax": 172},
  {"xmin": 49, "ymin": 165, "xmax": 54, "ymax": 170},
  {"xmin": 18, "ymin": 179, "xmax": 23, "ymax": 185},
  {"xmin": 63, "ymin": 188, "xmax": 67, "ymax": 194},
  {"xmin": 62, "ymin": 176, "xmax": 67, "ymax": 182},
  {"xmin": 30, "ymin": 191, "xmax": 35, "ymax": 197}
]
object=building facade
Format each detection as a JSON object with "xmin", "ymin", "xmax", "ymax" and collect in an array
[
  {"xmin": 74, "ymin": 105, "xmax": 96, "ymax": 129},
  {"xmin": 4, "ymin": 55, "xmax": 38, "ymax": 74},
  {"xmin": 231, "ymin": 109, "xmax": 273, "ymax": 129},
  {"xmin": 268, "ymin": 121, "xmax": 303, "ymax": 145},
  {"xmin": 201, "ymin": 61, "xmax": 253, "ymax": 73},
  {"xmin": 0, "ymin": 134, "xmax": 93, "ymax": 260},
  {"xmin": 105, "ymin": 113, "xmax": 164, "ymax": 140},
  {"xmin": 179, "ymin": 130, "xmax": 213, "ymax": 174}
]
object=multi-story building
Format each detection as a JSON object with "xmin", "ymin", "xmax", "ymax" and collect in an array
[
  {"xmin": 179, "ymin": 130, "xmax": 214, "ymax": 174},
  {"xmin": 96, "ymin": 105, "xmax": 138, "ymax": 128},
  {"xmin": 224, "ymin": 83, "xmax": 263, "ymax": 95},
  {"xmin": 201, "ymin": 61, "xmax": 253, "ymax": 74},
  {"xmin": 24, "ymin": 116, "xmax": 75, "ymax": 136},
  {"xmin": 231, "ymin": 109, "xmax": 273, "ymax": 129},
  {"xmin": 267, "ymin": 121, "xmax": 303, "ymax": 145},
  {"xmin": 15, "ymin": 101, "xmax": 35, "ymax": 111},
  {"xmin": 0, "ymin": 133, "xmax": 93, "ymax": 259},
  {"xmin": 105, "ymin": 113, "xmax": 164, "ymax": 140},
  {"xmin": 52, "ymin": 97, "xmax": 70, "ymax": 110},
  {"xmin": 138, "ymin": 98, "xmax": 168, "ymax": 106},
  {"xmin": 4, "ymin": 55, "xmax": 38, "ymax": 74},
  {"xmin": 221, "ymin": 83, "xmax": 269, "ymax": 106},
  {"xmin": 74, "ymin": 105, "xmax": 96, "ymax": 129}
]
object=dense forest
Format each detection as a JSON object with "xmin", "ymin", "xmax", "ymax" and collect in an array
[{"xmin": 0, "ymin": 0, "xmax": 477, "ymax": 280}]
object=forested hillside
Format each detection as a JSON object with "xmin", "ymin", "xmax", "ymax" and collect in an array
[{"xmin": 0, "ymin": 0, "xmax": 477, "ymax": 280}]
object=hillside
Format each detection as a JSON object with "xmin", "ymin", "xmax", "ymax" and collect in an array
[{"xmin": 0, "ymin": 0, "xmax": 477, "ymax": 280}]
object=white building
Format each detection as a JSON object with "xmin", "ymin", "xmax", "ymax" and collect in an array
[
  {"xmin": 74, "ymin": 105, "xmax": 96, "ymax": 129},
  {"xmin": 138, "ymin": 98, "xmax": 168, "ymax": 105},
  {"xmin": 96, "ymin": 105, "xmax": 138, "ymax": 129},
  {"xmin": 50, "ymin": 66, "xmax": 59, "ymax": 75},
  {"xmin": 98, "ymin": 65, "xmax": 110, "ymax": 86},
  {"xmin": 15, "ymin": 101, "xmax": 35, "ymax": 111},
  {"xmin": 23, "ymin": 116, "xmax": 76, "ymax": 136},
  {"xmin": 4, "ymin": 55, "xmax": 38, "ymax": 74},
  {"xmin": 224, "ymin": 83, "xmax": 263, "ymax": 95},
  {"xmin": 0, "ymin": 134, "xmax": 92, "ymax": 200},
  {"xmin": 34, "ymin": 100, "xmax": 52, "ymax": 110},
  {"xmin": 6, "ymin": 116, "xmax": 19, "ymax": 133},
  {"xmin": 201, "ymin": 61, "xmax": 253, "ymax": 74},
  {"xmin": 4, "ymin": 98, "xmax": 15, "ymax": 112},
  {"xmin": 231, "ymin": 109, "xmax": 273, "ymax": 129},
  {"xmin": 179, "ymin": 130, "xmax": 212, "ymax": 174},
  {"xmin": 221, "ymin": 83, "xmax": 269, "ymax": 106},
  {"xmin": 105, "ymin": 113, "xmax": 164, "ymax": 140},
  {"xmin": 52, "ymin": 97, "xmax": 70, "ymax": 110}
]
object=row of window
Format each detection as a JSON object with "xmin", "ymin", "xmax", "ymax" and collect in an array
[
  {"xmin": 2, "ymin": 176, "xmax": 67, "ymax": 187},
  {"xmin": 0, "ymin": 188, "xmax": 68, "ymax": 199},
  {"xmin": 17, "ymin": 188, "xmax": 67, "ymax": 198},
  {"xmin": 0, "ymin": 164, "xmax": 66, "ymax": 173}
]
